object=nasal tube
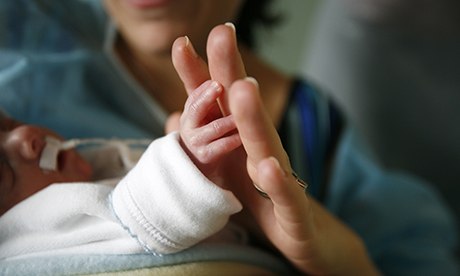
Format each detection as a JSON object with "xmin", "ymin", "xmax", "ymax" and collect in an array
[
  {"xmin": 38, "ymin": 137, "xmax": 152, "ymax": 171},
  {"xmin": 39, "ymin": 137, "xmax": 77, "ymax": 171}
]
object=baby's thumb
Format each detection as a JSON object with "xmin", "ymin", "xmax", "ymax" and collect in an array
[{"xmin": 165, "ymin": 112, "xmax": 181, "ymax": 134}]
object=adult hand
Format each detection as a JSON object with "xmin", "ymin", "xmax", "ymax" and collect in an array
[
  {"xmin": 228, "ymin": 79, "xmax": 379, "ymax": 275},
  {"xmin": 171, "ymin": 23, "xmax": 379, "ymax": 275}
]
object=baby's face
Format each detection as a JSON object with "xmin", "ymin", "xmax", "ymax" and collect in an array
[{"xmin": 0, "ymin": 121, "xmax": 92, "ymax": 215}]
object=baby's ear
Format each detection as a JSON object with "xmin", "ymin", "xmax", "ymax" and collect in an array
[{"xmin": 165, "ymin": 112, "xmax": 181, "ymax": 134}]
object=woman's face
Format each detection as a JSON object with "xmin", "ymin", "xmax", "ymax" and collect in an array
[
  {"xmin": 0, "ymin": 121, "xmax": 92, "ymax": 216},
  {"xmin": 103, "ymin": 0, "xmax": 244, "ymax": 55}
]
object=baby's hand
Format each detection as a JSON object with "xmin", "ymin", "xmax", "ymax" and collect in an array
[{"xmin": 179, "ymin": 80, "xmax": 241, "ymax": 181}]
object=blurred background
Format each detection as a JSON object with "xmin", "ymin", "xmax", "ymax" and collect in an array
[
  {"xmin": 257, "ymin": 0, "xmax": 460, "ymax": 226},
  {"xmin": 256, "ymin": 0, "xmax": 319, "ymax": 75}
]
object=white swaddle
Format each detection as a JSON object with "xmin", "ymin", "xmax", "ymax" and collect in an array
[{"xmin": 0, "ymin": 132, "xmax": 243, "ymax": 260}]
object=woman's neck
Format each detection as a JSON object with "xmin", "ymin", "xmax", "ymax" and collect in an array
[
  {"xmin": 115, "ymin": 36, "xmax": 188, "ymax": 114},
  {"xmin": 116, "ymin": 36, "xmax": 293, "ymax": 127}
]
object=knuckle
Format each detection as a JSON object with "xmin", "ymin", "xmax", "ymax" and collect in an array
[
  {"xmin": 189, "ymin": 101, "xmax": 200, "ymax": 115},
  {"xmin": 188, "ymin": 134, "xmax": 201, "ymax": 147},
  {"xmin": 196, "ymin": 147, "xmax": 212, "ymax": 163},
  {"xmin": 211, "ymin": 120, "xmax": 221, "ymax": 135}
]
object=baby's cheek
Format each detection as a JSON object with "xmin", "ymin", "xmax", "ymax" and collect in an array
[
  {"xmin": 73, "ymin": 155, "xmax": 93, "ymax": 182},
  {"xmin": 58, "ymin": 150, "xmax": 93, "ymax": 183}
]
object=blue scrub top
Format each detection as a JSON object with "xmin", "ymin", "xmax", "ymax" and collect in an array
[{"xmin": 0, "ymin": 0, "xmax": 166, "ymax": 139}]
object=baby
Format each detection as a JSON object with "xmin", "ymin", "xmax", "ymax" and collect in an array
[{"xmin": 0, "ymin": 80, "xmax": 244, "ymax": 259}]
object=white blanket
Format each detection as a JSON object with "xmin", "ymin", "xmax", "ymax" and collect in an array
[{"xmin": 0, "ymin": 132, "xmax": 243, "ymax": 260}]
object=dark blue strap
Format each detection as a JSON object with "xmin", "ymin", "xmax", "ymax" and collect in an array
[
  {"xmin": 280, "ymin": 79, "xmax": 343, "ymax": 201},
  {"xmin": 295, "ymin": 83, "xmax": 319, "ymax": 196}
]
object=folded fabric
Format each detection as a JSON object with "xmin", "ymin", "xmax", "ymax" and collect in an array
[
  {"xmin": 0, "ymin": 132, "xmax": 242, "ymax": 259},
  {"xmin": 112, "ymin": 132, "xmax": 243, "ymax": 254}
]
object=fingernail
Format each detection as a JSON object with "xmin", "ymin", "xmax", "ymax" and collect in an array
[
  {"xmin": 225, "ymin": 22, "xmax": 236, "ymax": 33},
  {"xmin": 184, "ymin": 35, "xmax": 190, "ymax": 46},
  {"xmin": 184, "ymin": 36, "xmax": 198, "ymax": 58},
  {"xmin": 210, "ymin": 80, "xmax": 222, "ymax": 93},
  {"xmin": 245, "ymin": 76, "xmax": 259, "ymax": 88}
]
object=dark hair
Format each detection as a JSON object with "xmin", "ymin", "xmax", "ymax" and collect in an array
[{"xmin": 235, "ymin": 0, "xmax": 282, "ymax": 49}]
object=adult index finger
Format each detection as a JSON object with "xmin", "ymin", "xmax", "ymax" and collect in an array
[
  {"xmin": 207, "ymin": 23, "xmax": 247, "ymax": 116},
  {"xmin": 172, "ymin": 36, "xmax": 210, "ymax": 95},
  {"xmin": 228, "ymin": 78, "xmax": 291, "ymax": 177}
]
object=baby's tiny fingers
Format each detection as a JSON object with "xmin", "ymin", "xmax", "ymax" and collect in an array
[
  {"xmin": 196, "ymin": 133, "xmax": 242, "ymax": 164},
  {"xmin": 201, "ymin": 115, "xmax": 237, "ymax": 142},
  {"xmin": 185, "ymin": 115, "xmax": 237, "ymax": 149},
  {"xmin": 183, "ymin": 80, "xmax": 223, "ymax": 128}
]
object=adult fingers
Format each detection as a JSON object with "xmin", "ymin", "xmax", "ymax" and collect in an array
[
  {"xmin": 207, "ymin": 23, "xmax": 247, "ymax": 115},
  {"xmin": 228, "ymin": 78, "xmax": 291, "ymax": 181},
  {"xmin": 228, "ymin": 78, "xmax": 308, "ymax": 230},
  {"xmin": 256, "ymin": 157, "xmax": 311, "ymax": 226},
  {"xmin": 172, "ymin": 36, "xmax": 210, "ymax": 95}
]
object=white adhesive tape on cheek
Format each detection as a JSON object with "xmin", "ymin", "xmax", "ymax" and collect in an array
[{"xmin": 38, "ymin": 137, "xmax": 62, "ymax": 171}]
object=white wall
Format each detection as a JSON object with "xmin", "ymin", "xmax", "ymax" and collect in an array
[{"xmin": 256, "ymin": 0, "xmax": 320, "ymax": 75}]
